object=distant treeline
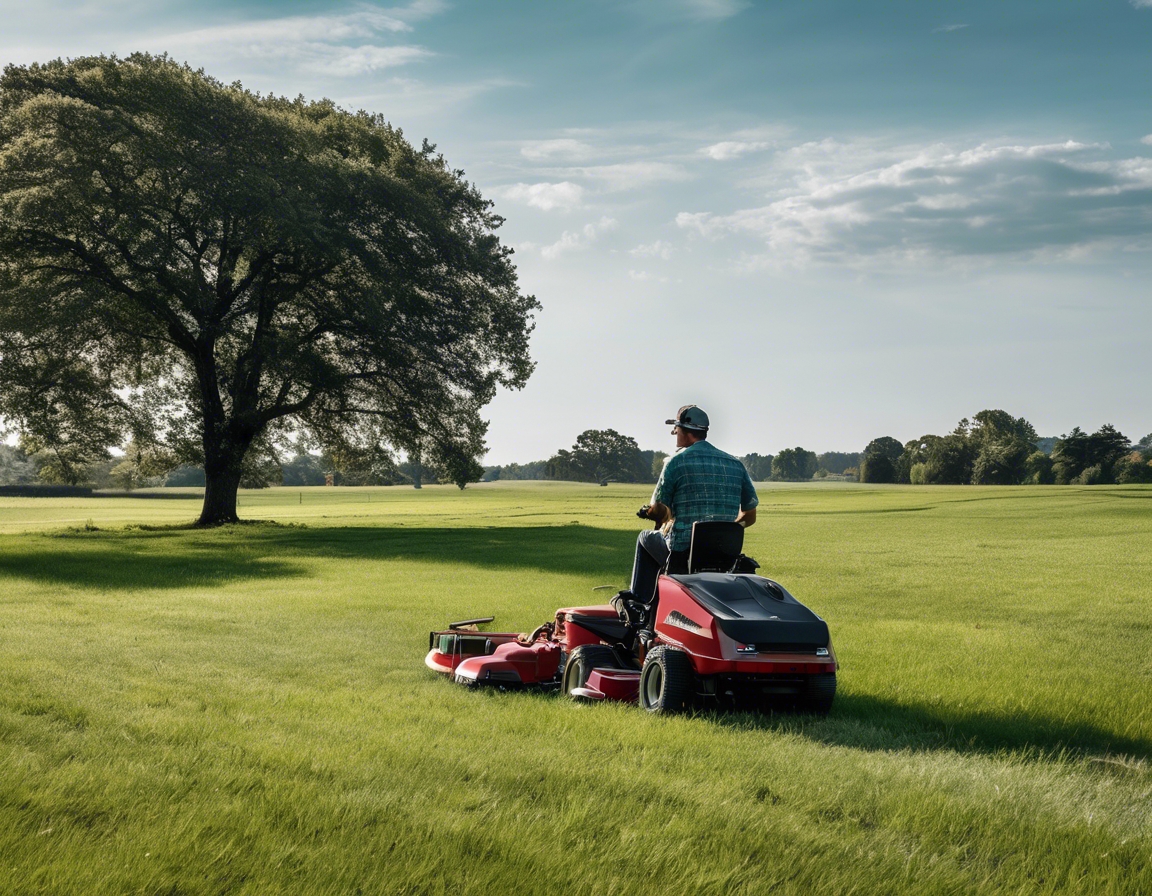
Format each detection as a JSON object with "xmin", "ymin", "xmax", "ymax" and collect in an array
[
  {"xmin": 2, "ymin": 411, "xmax": 1148, "ymax": 489},
  {"xmin": 480, "ymin": 429, "xmax": 862, "ymax": 484},
  {"xmin": 858, "ymin": 411, "xmax": 1151, "ymax": 485},
  {"xmin": 483, "ymin": 413, "xmax": 1152, "ymax": 487}
]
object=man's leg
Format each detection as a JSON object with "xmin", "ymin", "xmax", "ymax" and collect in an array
[{"xmin": 630, "ymin": 529, "xmax": 669, "ymax": 604}]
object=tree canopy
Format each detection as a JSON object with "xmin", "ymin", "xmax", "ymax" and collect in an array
[
  {"xmin": 771, "ymin": 447, "xmax": 817, "ymax": 481},
  {"xmin": 0, "ymin": 55, "xmax": 537, "ymax": 523},
  {"xmin": 545, "ymin": 429, "xmax": 651, "ymax": 483},
  {"xmin": 860, "ymin": 436, "xmax": 904, "ymax": 483}
]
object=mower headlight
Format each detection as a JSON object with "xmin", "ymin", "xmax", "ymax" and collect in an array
[
  {"xmin": 735, "ymin": 643, "xmax": 758, "ymax": 655},
  {"xmin": 816, "ymin": 647, "xmax": 829, "ymax": 657}
]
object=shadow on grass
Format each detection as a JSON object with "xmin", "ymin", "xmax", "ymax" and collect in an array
[
  {"xmin": 706, "ymin": 691, "xmax": 1152, "ymax": 761},
  {"xmin": 5, "ymin": 523, "xmax": 1148, "ymax": 760},
  {"xmin": 0, "ymin": 524, "xmax": 636, "ymax": 591}
]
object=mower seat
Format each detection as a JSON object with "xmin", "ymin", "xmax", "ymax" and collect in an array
[{"xmin": 687, "ymin": 521, "xmax": 744, "ymax": 574}]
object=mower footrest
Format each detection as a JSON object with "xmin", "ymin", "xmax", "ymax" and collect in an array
[{"xmin": 572, "ymin": 668, "xmax": 641, "ymax": 702}]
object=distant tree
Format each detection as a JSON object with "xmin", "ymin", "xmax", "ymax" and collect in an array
[
  {"xmin": 481, "ymin": 466, "xmax": 502, "ymax": 482},
  {"xmin": 0, "ymin": 443, "xmax": 38, "ymax": 486},
  {"xmin": 859, "ymin": 453, "xmax": 897, "ymax": 483},
  {"xmin": 923, "ymin": 434, "xmax": 976, "ymax": 484},
  {"xmin": 1138, "ymin": 433, "xmax": 1152, "ymax": 459},
  {"xmin": 1116, "ymin": 452, "xmax": 1152, "ymax": 484},
  {"xmin": 860, "ymin": 436, "xmax": 903, "ymax": 483},
  {"xmin": 816, "ymin": 452, "xmax": 860, "ymax": 476},
  {"xmin": 1052, "ymin": 425, "xmax": 1130, "ymax": 484},
  {"xmin": 1072, "ymin": 464, "xmax": 1106, "ymax": 485},
  {"xmin": 281, "ymin": 452, "xmax": 326, "ymax": 487},
  {"xmin": 771, "ymin": 447, "xmax": 817, "ymax": 481},
  {"xmin": 740, "ymin": 453, "xmax": 774, "ymax": 481},
  {"xmin": 649, "ymin": 451, "xmax": 670, "ymax": 482},
  {"xmin": 1051, "ymin": 427, "xmax": 1088, "ymax": 484},
  {"xmin": 970, "ymin": 410, "xmax": 1038, "ymax": 446},
  {"xmin": 1023, "ymin": 451, "xmax": 1054, "ymax": 485},
  {"xmin": 165, "ymin": 465, "xmax": 206, "ymax": 487},
  {"xmin": 104, "ymin": 440, "xmax": 170, "ymax": 491},
  {"xmin": 0, "ymin": 55, "xmax": 537, "ymax": 525},
  {"xmin": 971, "ymin": 439, "xmax": 1033, "ymax": 485},
  {"xmin": 966, "ymin": 410, "xmax": 1038, "ymax": 485},
  {"xmin": 546, "ymin": 429, "xmax": 649, "ymax": 483},
  {"xmin": 398, "ymin": 457, "xmax": 435, "ymax": 488},
  {"xmin": 499, "ymin": 460, "xmax": 548, "ymax": 480}
]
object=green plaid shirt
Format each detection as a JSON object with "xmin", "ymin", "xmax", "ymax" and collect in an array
[{"xmin": 652, "ymin": 440, "xmax": 759, "ymax": 551}]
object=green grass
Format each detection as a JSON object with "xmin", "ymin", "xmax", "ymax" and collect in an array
[{"xmin": 1, "ymin": 481, "xmax": 1150, "ymax": 895}]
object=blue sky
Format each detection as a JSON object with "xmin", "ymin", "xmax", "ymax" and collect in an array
[{"xmin": 4, "ymin": 0, "xmax": 1151, "ymax": 462}]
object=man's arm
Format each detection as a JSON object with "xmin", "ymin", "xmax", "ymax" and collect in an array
[{"xmin": 736, "ymin": 507, "xmax": 756, "ymax": 528}]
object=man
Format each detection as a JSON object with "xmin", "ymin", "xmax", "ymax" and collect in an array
[{"xmin": 627, "ymin": 405, "xmax": 758, "ymax": 604}]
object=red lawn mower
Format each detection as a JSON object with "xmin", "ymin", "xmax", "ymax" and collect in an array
[{"xmin": 425, "ymin": 519, "xmax": 837, "ymax": 714}]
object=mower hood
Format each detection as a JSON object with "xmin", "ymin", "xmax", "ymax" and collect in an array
[{"xmin": 671, "ymin": 573, "xmax": 830, "ymax": 651}]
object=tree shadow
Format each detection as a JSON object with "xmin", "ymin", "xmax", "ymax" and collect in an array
[
  {"xmin": 703, "ymin": 691, "xmax": 1152, "ymax": 761},
  {"xmin": 0, "ymin": 524, "xmax": 637, "ymax": 591}
]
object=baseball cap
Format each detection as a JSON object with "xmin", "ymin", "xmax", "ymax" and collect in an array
[{"xmin": 665, "ymin": 405, "xmax": 710, "ymax": 432}]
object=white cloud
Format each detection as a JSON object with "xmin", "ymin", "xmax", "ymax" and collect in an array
[
  {"xmin": 155, "ymin": 2, "xmax": 444, "ymax": 77},
  {"xmin": 630, "ymin": 240, "xmax": 674, "ymax": 260},
  {"xmin": 572, "ymin": 161, "xmax": 689, "ymax": 191},
  {"xmin": 520, "ymin": 139, "xmax": 594, "ymax": 161},
  {"xmin": 677, "ymin": 138, "xmax": 1152, "ymax": 262},
  {"xmin": 305, "ymin": 45, "xmax": 432, "ymax": 76},
  {"xmin": 932, "ymin": 24, "xmax": 969, "ymax": 33},
  {"xmin": 497, "ymin": 181, "xmax": 585, "ymax": 212},
  {"xmin": 1142, "ymin": 135, "xmax": 1152, "ymax": 145},
  {"xmin": 701, "ymin": 140, "xmax": 773, "ymax": 161},
  {"xmin": 682, "ymin": 0, "xmax": 751, "ymax": 20},
  {"xmin": 1130, "ymin": 0, "xmax": 1152, "ymax": 8},
  {"xmin": 538, "ymin": 217, "xmax": 619, "ymax": 259}
]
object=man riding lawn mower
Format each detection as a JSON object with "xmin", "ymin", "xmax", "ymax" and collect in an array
[{"xmin": 424, "ymin": 406, "xmax": 838, "ymax": 714}]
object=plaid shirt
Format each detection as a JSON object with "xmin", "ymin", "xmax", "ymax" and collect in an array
[{"xmin": 652, "ymin": 440, "xmax": 759, "ymax": 551}]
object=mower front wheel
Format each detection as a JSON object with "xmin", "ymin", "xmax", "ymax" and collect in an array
[
  {"xmin": 563, "ymin": 644, "xmax": 620, "ymax": 697},
  {"xmin": 639, "ymin": 646, "xmax": 695, "ymax": 713}
]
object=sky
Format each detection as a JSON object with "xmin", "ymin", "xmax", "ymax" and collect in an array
[{"xmin": 3, "ymin": 0, "xmax": 1151, "ymax": 463}]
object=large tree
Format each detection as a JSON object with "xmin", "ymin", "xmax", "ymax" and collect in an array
[
  {"xmin": 0, "ymin": 55, "xmax": 537, "ymax": 524},
  {"xmin": 770, "ymin": 447, "xmax": 817, "ymax": 482},
  {"xmin": 546, "ymin": 429, "xmax": 649, "ymax": 483},
  {"xmin": 860, "ymin": 436, "xmax": 904, "ymax": 483}
]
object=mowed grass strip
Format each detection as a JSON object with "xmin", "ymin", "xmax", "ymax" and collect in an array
[{"xmin": 0, "ymin": 482, "xmax": 1149, "ymax": 895}]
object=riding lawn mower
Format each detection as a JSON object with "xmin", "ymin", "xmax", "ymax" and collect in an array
[{"xmin": 425, "ymin": 514, "xmax": 837, "ymax": 714}]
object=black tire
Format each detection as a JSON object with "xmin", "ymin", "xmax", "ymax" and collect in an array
[
  {"xmin": 563, "ymin": 644, "xmax": 620, "ymax": 697},
  {"xmin": 799, "ymin": 673, "xmax": 836, "ymax": 715},
  {"xmin": 639, "ymin": 645, "xmax": 695, "ymax": 713}
]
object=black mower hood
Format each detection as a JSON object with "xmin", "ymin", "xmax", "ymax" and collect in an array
[{"xmin": 672, "ymin": 573, "xmax": 830, "ymax": 651}]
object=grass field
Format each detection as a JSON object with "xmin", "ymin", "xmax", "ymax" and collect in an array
[{"xmin": 1, "ymin": 482, "xmax": 1150, "ymax": 895}]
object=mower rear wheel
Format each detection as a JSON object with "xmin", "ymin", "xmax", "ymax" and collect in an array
[
  {"xmin": 639, "ymin": 646, "xmax": 695, "ymax": 713},
  {"xmin": 799, "ymin": 673, "xmax": 836, "ymax": 715},
  {"xmin": 563, "ymin": 644, "xmax": 620, "ymax": 697}
]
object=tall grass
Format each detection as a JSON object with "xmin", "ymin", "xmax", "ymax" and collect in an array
[{"xmin": 0, "ymin": 482, "xmax": 1149, "ymax": 894}]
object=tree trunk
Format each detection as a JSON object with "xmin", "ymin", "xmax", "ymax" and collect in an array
[{"xmin": 198, "ymin": 463, "xmax": 243, "ymax": 526}]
